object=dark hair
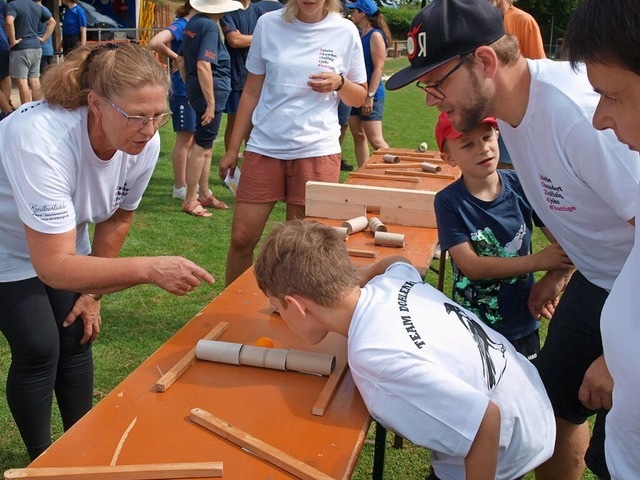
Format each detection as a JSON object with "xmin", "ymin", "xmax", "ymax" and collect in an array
[
  {"xmin": 175, "ymin": 0, "xmax": 192, "ymax": 19},
  {"xmin": 42, "ymin": 43, "xmax": 169, "ymax": 109},
  {"xmin": 563, "ymin": 0, "xmax": 640, "ymax": 75},
  {"xmin": 368, "ymin": 11, "xmax": 392, "ymax": 46}
]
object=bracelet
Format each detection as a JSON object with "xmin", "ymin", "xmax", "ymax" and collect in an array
[
  {"xmin": 335, "ymin": 73, "xmax": 345, "ymax": 92},
  {"xmin": 86, "ymin": 293, "xmax": 103, "ymax": 301}
]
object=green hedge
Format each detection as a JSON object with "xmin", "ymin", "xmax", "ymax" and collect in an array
[{"xmin": 380, "ymin": 7, "xmax": 421, "ymax": 41}]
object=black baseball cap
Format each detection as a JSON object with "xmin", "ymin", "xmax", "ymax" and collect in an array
[{"xmin": 385, "ymin": 0, "xmax": 505, "ymax": 91}]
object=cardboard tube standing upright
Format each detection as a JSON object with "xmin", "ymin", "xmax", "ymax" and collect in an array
[
  {"xmin": 375, "ymin": 231, "xmax": 405, "ymax": 247},
  {"xmin": 368, "ymin": 217, "xmax": 387, "ymax": 233},
  {"xmin": 418, "ymin": 142, "xmax": 429, "ymax": 152},
  {"xmin": 382, "ymin": 154, "xmax": 400, "ymax": 163},
  {"xmin": 421, "ymin": 162, "xmax": 442, "ymax": 173},
  {"xmin": 342, "ymin": 216, "xmax": 368, "ymax": 234}
]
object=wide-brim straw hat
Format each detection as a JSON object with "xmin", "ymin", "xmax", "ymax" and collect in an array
[{"xmin": 190, "ymin": 0, "xmax": 244, "ymax": 14}]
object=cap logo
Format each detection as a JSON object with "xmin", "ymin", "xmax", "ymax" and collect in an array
[{"xmin": 407, "ymin": 23, "xmax": 426, "ymax": 60}]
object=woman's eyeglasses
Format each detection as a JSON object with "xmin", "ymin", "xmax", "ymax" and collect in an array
[{"xmin": 102, "ymin": 97, "xmax": 171, "ymax": 130}]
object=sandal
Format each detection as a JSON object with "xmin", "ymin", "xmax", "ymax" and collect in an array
[
  {"xmin": 182, "ymin": 200, "xmax": 212, "ymax": 218},
  {"xmin": 198, "ymin": 192, "xmax": 229, "ymax": 210}
]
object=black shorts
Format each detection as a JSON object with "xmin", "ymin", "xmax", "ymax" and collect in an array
[
  {"xmin": 0, "ymin": 50, "xmax": 9, "ymax": 79},
  {"xmin": 532, "ymin": 270, "xmax": 609, "ymax": 477},
  {"xmin": 510, "ymin": 329, "xmax": 540, "ymax": 361}
]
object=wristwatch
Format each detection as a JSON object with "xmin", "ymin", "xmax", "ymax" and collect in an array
[{"xmin": 367, "ymin": 92, "xmax": 375, "ymax": 98}]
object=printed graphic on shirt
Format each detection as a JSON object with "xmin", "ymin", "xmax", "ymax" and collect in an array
[
  {"xmin": 112, "ymin": 182, "xmax": 130, "ymax": 210},
  {"xmin": 539, "ymin": 173, "xmax": 576, "ymax": 213},
  {"xmin": 397, "ymin": 280, "xmax": 426, "ymax": 349},
  {"xmin": 317, "ymin": 48, "xmax": 338, "ymax": 71},
  {"xmin": 29, "ymin": 202, "xmax": 70, "ymax": 222},
  {"xmin": 453, "ymin": 226, "xmax": 528, "ymax": 326},
  {"xmin": 445, "ymin": 303, "xmax": 507, "ymax": 390}
]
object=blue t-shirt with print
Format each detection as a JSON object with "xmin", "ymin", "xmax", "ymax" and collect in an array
[
  {"xmin": 167, "ymin": 17, "xmax": 188, "ymax": 97},
  {"xmin": 180, "ymin": 13, "xmax": 230, "ymax": 112},
  {"xmin": 434, "ymin": 169, "xmax": 539, "ymax": 341},
  {"xmin": 61, "ymin": 4, "xmax": 87, "ymax": 36}
]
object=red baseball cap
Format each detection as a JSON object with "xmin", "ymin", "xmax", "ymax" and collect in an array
[{"xmin": 435, "ymin": 112, "xmax": 498, "ymax": 152}]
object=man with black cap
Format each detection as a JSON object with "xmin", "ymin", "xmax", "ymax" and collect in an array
[{"xmin": 385, "ymin": 0, "xmax": 640, "ymax": 479}]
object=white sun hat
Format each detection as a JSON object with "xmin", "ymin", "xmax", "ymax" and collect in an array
[{"xmin": 190, "ymin": 0, "xmax": 244, "ymax": 14}]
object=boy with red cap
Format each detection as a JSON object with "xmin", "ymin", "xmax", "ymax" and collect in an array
[{"xmin": 434, "ymin": 113, "xmax": 571, "ymax": 361}]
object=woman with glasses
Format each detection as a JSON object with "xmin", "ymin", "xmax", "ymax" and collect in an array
[{"xmin": 0, "ymin": 42, "xmax": 214, "ymax": 460}]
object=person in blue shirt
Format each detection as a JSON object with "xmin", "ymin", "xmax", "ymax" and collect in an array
[
  {"xmin": 35, "ymin": 0, "xmax": 53, "ymax": 73},
  {"xmin": 177, "ymin": 0, "xmax": 242, "ymax": 217},
  {"xmin": 434, "ymin": 112, "xmax": 572, "ymax": 360},
  {"xmin": 61, "ymin": 0, "xmax": 87, "ymax": 54}
]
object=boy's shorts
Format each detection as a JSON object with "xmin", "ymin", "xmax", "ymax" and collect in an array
[
  {"xmin": 350, "ymin": 96, "xmax": 385, "ymax": 121},
  {"xmin": 509, "ymin": 329, "xmax": 540, "ymax": 361},
  {"xmin": 193, "ymin": 109, "xmax": 223, "ymax": 149},
  {"xmin": 223, "ymin": 90, "xmax": 242, "ymax": 115},
  {"xmin": 169, "ymin": 95, "xmax": 196, "ymax": 133},
  {"xmin": 236, "ymin": 151, "xmax": 340, "ymax": 206},
  {"xmin": 532, "ymin": 270, "xmax": 610, "ymax": 477},
  {"xmin": 0, "ymin": 51, "xmax": 9, "ymax": 79},
  {"xmin": 9, "ymin": 49, "xmax": 42, "ymax": 79}
]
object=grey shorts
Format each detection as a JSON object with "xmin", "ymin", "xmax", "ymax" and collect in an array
[{"xmin": 10, "ymin": 48, "xmax": 42, "ymax": 79}]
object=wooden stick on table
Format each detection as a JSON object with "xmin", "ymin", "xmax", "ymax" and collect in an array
[
  {"xmin": 384, "ymin": 170, "xmax": 457, "ymax": 180},
  {"xmin": 3, "ymin": 462, "xmax": 223, "ymax": 480},
  {"xmin": 348, "ymin": 172, "xmax": 420, "ymax": 183},
  {"xmin": 364, "ymin": 162, "xmax": 425, "ymax": 169},
  {"xmin": 312, "ymin": 357, "xmax": 349, "ymax": 416},
  {"xmin": 155, "ymin": 322, "xmax": 229, "ymax": 392},
  {"xmin": 190, "ymin": 409, "xmax": 336, "ymax": 480},
  {"xmin": 347, "ymin": 248, "xmax": 377, "ymax": 258}
]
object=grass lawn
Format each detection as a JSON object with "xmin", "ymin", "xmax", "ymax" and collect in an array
[{"xmin": 0, "ymin": 57, "xmax": 598, "ymax": 479}]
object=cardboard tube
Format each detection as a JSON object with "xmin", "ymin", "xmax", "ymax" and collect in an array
[
  {"xmin": 286, "ymin": 350, "xmax": 336, "ymax": 376},
  {"xmin": 332, "ymin": 226, "xmax": 349, "ymax": 241},
  {"xmin": 382, "ymin": 154, "xmax": 400, "ymax": 163},
  {"xmin": 240, "ymin": 345, "xmax": 288, "ymax": 371},
  {"xmin": 342, "ymin": 216, "xmax": 368, "ymax": 234},
  {"xmin": 375, "ymin": 231, "xmax": 405, "ymax": 247},
  {"xmin": 421, "ymin": 162, "xmax": 442, "ymax": 173},
  {"xmin": 418, "ymin": 142, "xmax": 429, "ymax": 152},
  {"xmin": 368, "ymin": 217, "xmax": 387, "ymax": 233},
  {"xmin": 196, "ymin": 340, "xmax": 242, "ymax": 365}
]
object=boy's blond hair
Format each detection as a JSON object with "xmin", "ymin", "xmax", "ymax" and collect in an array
[{"xmin": 254, "ymin": 221, "xmax": 358, "ymax": 307}]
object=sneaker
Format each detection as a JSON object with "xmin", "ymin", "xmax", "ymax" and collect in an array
[
  {"xmin": 172, "ymin": 185, "xmax": 187, "ymax": 200},
  {"xmin": 340, "ymin": 159, "xmax": 354, "ymax": 171}
]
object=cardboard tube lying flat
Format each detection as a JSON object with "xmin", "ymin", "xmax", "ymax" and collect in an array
[
  {"xmin": 342, "ymin": 216, "xmax": 368, "ymax": 234},
  {"xmin": 382, "ymin": 154, "xmax": 400, "ymax": 163},
  {"xmin": 286, "ymin": 350, "xmax": 336, "ymax": 376},
  {"xmin": 332, "ymin": 226, "xmax": 349, "ymax": 241},
  {"xmin": 368, "ymin": 217, "xmax": 387, "ymax": 233},
  {"xmin": 421, "ymin": 162, "xmax": 442, "ymax": 173},
  {"xmin": 375, "ymin": 231, "xmax": 405, "ymax": 247},
  {"xmin": 195, "ymin": 341, "xmax": 335, "ymax": 376}
]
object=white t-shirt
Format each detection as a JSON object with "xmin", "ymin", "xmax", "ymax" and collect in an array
[
  {"xmin": 498, "ymin": 59, "xmax": 639, "ymax": 290},
  {"xmin": 349, "ymin": 262, "xmax": 555, "ymax": 480},
  {"xmin": 0, "ymin": 101, "xmax": 159, "ymax": 282},
  {"xmin": 245, "ymin": 10, "xmax": 366, "ymax": 159},
  {"xmin": 601, "ymin": 184, "xmax": 640, "ymax": 479}
]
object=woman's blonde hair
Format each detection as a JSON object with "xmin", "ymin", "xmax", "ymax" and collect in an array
[
  {"xmin": 42, "ymin": 42, "xmax": 169, "ymax": 109},
  {"xmin": 283, "ymin": 0, "xmax": 343, "ymax": 22}
]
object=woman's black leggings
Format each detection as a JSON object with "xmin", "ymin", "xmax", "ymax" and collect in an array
[{"xmin": 0, "ymin": 277, "xmax": 94, "ymax": 460}]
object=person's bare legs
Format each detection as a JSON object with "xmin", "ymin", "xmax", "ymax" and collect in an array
[
  {"xmin": 29, "ymin": 77, "xmax": 42, "ymax": 101},
  {"xmin": 0, "ymin": 89, "xmax": 12, "ymax": 112},
  {"xmin": 0, "ymin": 76, "xmax": 11, "ymax": 105},
  {"xmin": 173, "ymin": 131, "xmax": 193, "ymax": 192},
  {"xmin": 362, "ymin": 120, "xmax": 389, "ymax": 154},
  {"xmin": 183, "ymin": 143, "xmax": 210, "ymax": 216},
  {"xmin": 535, "ymin": 418, "xmax": 589, "ymax": 480},
  {"xmin": 224, "ymin": 113, "xmax": 236, "ymax": 151},
  {"xmin": 15, "ymin": 78, "xmax": 31, "ymax": 105},
  {"xmin": 285, "ymin": 202, "xmax": 305, "ymax": 221},
  {"xmin": 225, "ymin": 201, "xmax": 275, "ymax": 286},
  {"xmin": 348, "ymin": 116, "xmax": 370, "ymax": 167}
]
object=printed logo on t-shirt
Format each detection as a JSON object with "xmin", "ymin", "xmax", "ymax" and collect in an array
[
  {"xmin": 539, "ymin": 173, "xmax": 576, "ymax": 213},
  {"xmin": 112, "ymin": 183, "xmax": 130, "ymax": 210},
  {"xmin": 29, "ymin": 202, "xmax": 70, "ymax": 222},
  {"xmin": 397, "ymin": 280, "xmax": 426, "ymax": 349},
  {"xmin": 204, "ymin": 50, "xmax": 217, "ymax": 61},
  {"xmin": 317, "ymin": 48, "xmax": 338, "ymax": 71}
]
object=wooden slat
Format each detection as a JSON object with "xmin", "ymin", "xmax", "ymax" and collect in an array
[
  {"xmin": 313, "ymin": 358, "xmax": 349, "ymax": 416},
  {"xmin": 347, "ymin": 248, "xmax": 377, "ymax": 258},
  {"xmin": 364, "ymin": 162, "xmax": 425, "ymax": 169},
  {"xmin": 384, "ymin": 170, "xmax": 457, "ymax": 180},
  {"xmin": 348, "ymin": 172, "xmax": 420, "ymax": 183},
  {"xmin": 155, "ymin": 322, "xmax": 229, "ymax": 392},
  {"xmin": 305, "ymin": 199, "xmax": 366, "ymax": 221},
  {"xmin": 190, "ymin": 409, "xmax": 336, "ymax": 480},
  {"xmin": 3, "ymin": 462, "xmax": 223, "ymax": 480}
]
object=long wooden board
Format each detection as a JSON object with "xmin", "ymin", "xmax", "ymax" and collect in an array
[
  {"xmin": 190, "ymin": 409, "xmax": 336, "ymax": 480},
  {"xmin": 4, "ymin": 462, "xmax": 223, "ymax": 479},
  {"xmin": 313, "ymin": 358, "xmax": 349, "ymax": 416}
]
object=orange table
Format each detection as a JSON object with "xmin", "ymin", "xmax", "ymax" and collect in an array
[{"xmin": 26, "ymin": 269, "xmax": 369, "ymax": 480}]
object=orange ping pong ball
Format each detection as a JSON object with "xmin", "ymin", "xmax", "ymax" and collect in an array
[{"xmin": 255, "ymin": 336, "xmax": 275, "ymax": 348}]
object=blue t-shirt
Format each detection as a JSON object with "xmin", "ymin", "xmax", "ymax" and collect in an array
[
  {"xmin": 180, "ymin": 13, "xmax": 230, "ymax": 112},
  {"xmin": 38, "ymin": 5, "xmax": 53, "ymax": 56},
  {"xmin": 361, "ymin": 28, "xmax": 385, "ymax": 100},
  {"xmin": 0, "ymin": 0, "xmax": 9, "ymax": 52},
  {"xmin": 6, "ymin": 0, "xmax": 51, "ymax": 50},
  {"xmin": 220, "ymin": 1, "xmax": 282, "ymax": 91},
  {"xmin": 167, "ymin": 17, "xmax": 188, "ymax": 97},
  {"xmin": 62, "ymin": 4, "xmax": 87, "ymax": 36},
  {"xmin": 434, "ymin": 169, "xmax": 538, "ymax": 340}
]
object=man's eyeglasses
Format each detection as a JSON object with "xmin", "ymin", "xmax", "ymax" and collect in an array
[
  {"xmin": 416, "ymin": 57, "xmax": 468, "ymax": 100},
  {"xmin": 102, "ymin": 97, "xmax": 171, "ymax": 130}
]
